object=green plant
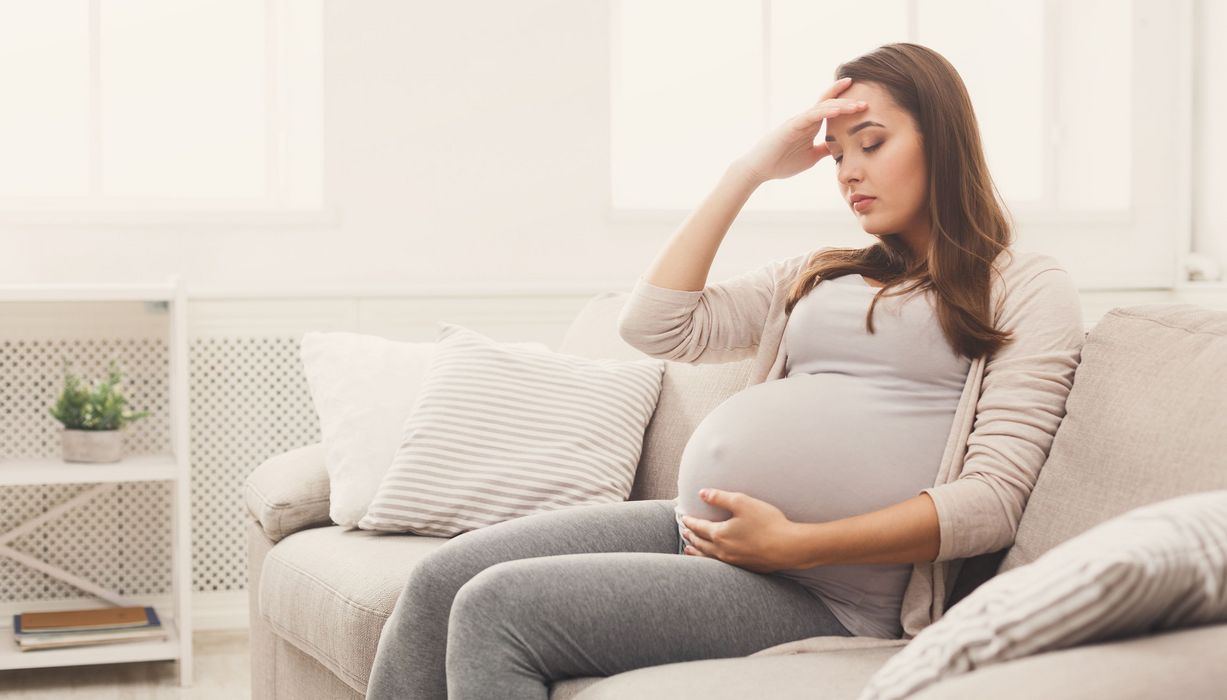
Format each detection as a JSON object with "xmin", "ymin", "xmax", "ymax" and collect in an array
[{"xmin": 49, "ymin": 360, "xmax": 150, "ymax": 431}]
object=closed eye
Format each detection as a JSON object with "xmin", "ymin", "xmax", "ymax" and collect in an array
[{"xmin": 834, "ymin": 142, "xmax": 881, "ymax": 165}]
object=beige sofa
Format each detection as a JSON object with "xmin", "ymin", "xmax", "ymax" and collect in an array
[{"xmin": 244, "ymin": 291, "xmax": 1227, "ymax": 699}]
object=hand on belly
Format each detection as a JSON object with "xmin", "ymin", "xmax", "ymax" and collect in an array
[{"xmin": 678, "ymin": 488, "xmax": 802, "ymax": 573}]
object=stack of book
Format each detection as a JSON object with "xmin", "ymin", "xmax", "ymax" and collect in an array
[{"xmin": 13, "ymin": 605, "xmax": 166, "ymax": 651}]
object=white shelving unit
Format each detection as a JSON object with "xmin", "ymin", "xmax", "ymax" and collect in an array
[{"xmin": 0, "ymin": 277, "xmax": 192, "ymax": 687}]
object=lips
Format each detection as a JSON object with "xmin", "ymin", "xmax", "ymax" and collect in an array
[{"xmin": 852, "ymin": 196, "xmax": 876, "ymax": 212}]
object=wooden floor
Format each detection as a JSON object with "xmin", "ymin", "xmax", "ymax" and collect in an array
[{"xmin": 0, "ymin": 629, "xmax": 249, "ymax": 698}]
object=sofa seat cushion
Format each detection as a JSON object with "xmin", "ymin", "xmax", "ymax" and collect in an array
[
  {"xmin": 569, "ymin": 645, "xmax": 902, "ymax": 699},
  {"xmin": 258, "ymin": 525, "xmax": 449, "ymax": 693},
  {"xmin": 903, "ymin": 622, "xmax": 1227, "ymax": 700}
]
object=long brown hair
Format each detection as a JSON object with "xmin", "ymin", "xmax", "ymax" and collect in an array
[{"xmin": 785, "ymin": 42, "xmax": 1014, "ymax": 361}]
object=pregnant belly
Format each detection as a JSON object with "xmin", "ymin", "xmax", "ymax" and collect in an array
[{"xmin": 675, "ymin": 373, "xmax": 952, "ymax": 526}]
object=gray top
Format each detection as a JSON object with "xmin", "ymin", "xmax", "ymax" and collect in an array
[
  {"xmin": 674, "ymin": 272, "xmax": 971, "ymax": 638},
  {"xmin": 625, "ymin": 248, "xmax": 1085, "ymax": 640}
]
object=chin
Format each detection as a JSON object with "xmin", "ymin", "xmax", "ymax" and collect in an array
[
  {"xmin": 858, "ymin": 215, "xmax": 904, "ymax": 236},
  {"xmin": 860, "ymin": 221, "xmax": 892, "ymax": 236}
]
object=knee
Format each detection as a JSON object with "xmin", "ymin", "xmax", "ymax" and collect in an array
[
  {"xmin": 405, "ymin": 544, "xmax": 451, "ymax": 589},
  {"xmin": 449, "ymin": 560, "xmax": 531, "ymax": 631},
  {"xmin": 393, "ymin": 541, "xmax": 479, "ymax": 621},
  {"xmin": 411, "ymin": 532, "xmax": 496, "ymax": 587}
]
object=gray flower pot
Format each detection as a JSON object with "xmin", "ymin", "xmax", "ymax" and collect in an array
[{"xmin": 61, "ymin": 428, "xmax": 124, "ymax": 463}]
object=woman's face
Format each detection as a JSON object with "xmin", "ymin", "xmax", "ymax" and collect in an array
[{"xmin": 824, "ymin": 81, "xmax": 930, "ymax": 251}]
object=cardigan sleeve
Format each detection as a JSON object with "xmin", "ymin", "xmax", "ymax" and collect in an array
[
  {"xmin": 616, "ymin": 250, "xmax": 816, "ymax": 364},
  {"xmin": 920, "ymin": 267, "xmax": 1086, "ymax": 563}
]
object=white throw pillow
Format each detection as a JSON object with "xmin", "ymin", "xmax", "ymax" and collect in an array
[
  {"xmin": 299, "ymin": 330, "xmax": 548, "ymax": 528},
  {"xmin": 357, "ymin": 322, "xmax": 666, "ymax": 536},
  {"xmin": 858, "ymin": 489, "xmax": 1227, "ymax": 700}
]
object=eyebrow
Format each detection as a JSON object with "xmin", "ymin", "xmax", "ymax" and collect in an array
[{"xmin": 825, "ymin": 121, "xmax": 886, "ymax": 142}]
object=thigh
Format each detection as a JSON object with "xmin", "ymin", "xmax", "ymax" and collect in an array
[
  {"xmin": 398, "ymin": 497, "xmax": 683, "ymax": 625},
  {"xmin": 429, "ymin": 497, "xmax": 682, "ymax": 577},
  {"xmin": 447, "ymin": 551, "xmax": 853, "ymax": 685}
]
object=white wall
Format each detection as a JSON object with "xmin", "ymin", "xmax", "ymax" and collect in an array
[
  {"xmin": 1194, "ymin": 0, "xmax": 1227, "ymax": 272},
  {"xmin": 0, "ymin": 0, "xmax": 814, "ymax": 296},
  {"xmin": 0, "ymin": 0, "xmax": 1223, "ymax": 296}
]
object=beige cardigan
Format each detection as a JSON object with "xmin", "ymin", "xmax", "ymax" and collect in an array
[{"xmin": 616, "ymin": 246, "xmax": 1086, "ymax": 651}]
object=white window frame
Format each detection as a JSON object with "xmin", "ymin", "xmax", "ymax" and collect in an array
[
  {"xmin": 0, "ymin": 0, "xmax": 333, "ymax": 228},
  {"xmin": 608, "ymin": 0, "xmax": 1195, "ymax": 289}
]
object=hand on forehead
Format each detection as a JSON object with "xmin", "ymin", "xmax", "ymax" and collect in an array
[{"xmin": 825, "ymin": 82, "xmax": 893, "ymax": 139}]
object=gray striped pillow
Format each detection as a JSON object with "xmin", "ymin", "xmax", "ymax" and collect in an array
[
  {"xmin": 357, "ymin": 322, "xmax": 666, "ymax": 535},
  {"xmin": 858, "ymin": 489, "xmax": 1227, "ymax": 700}
]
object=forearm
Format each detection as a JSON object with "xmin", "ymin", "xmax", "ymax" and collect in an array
[
  {"xmin": 786, "ymin": 493, "xmax": 941, "ymax": 568},
  {"xmin": 641, "ymin": 161, "xmax": 762, "ymax": 292}
]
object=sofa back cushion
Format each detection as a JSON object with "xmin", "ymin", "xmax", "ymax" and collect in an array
[
  {"xmin": 559, "ymin": 291, "xmax": 752, "ymax": 501},
  {"xmin": 627, "ymin": 359, "xmax": 754, "ymax": 501},
  {"xmin": 997, "ymin": 303, "xmax": 1227, "ymax": 575}
]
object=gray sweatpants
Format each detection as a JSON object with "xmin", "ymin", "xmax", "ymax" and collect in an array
[{"xmin": 364, "ymin": 498, "xmax": 852, "ymax": 700}]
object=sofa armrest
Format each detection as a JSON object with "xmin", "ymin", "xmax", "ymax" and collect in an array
[
  {"xmin": 244, "ymin": 443, "xmax": 333, "ymax": 542},
  {"xmin": 908, "ymin": 622, "xmax": 1227, "ymax": 700}
]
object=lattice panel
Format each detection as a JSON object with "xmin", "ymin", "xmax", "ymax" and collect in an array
[
  {"xmin": 190, "ymin": 336, "xmax": 319, "ymax": 592},
  {"xmin": 0, "ymin": 334, "xmax": 319, "ymax": 603}
]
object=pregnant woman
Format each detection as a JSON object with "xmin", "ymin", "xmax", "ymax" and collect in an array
[{"xmin": 365, "ymin": 42, "xmax": 1085, "ymax": 699}]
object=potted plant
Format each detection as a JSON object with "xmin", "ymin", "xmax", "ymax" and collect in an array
[{"xmin": 49, "ymin": 360, "xmax": 150, "ymax": 463}]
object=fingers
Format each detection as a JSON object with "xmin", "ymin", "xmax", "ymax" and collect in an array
[
  {"xmin": 796, "ymin": 100, "xmax": 867, "ymax": 130},
  {"xmin": 821, "ymin": 76, "xmax": 854, "ymax": 100},
  {"xmin": 681, "ymin": 526, "xmax": 709, "ymax": 557},
  {"xmin": 814, "ymin": 101, "xmax": 867, "ymax": 119},
  {"xmin": 681, "ymin": 522, "xmax": 708, "ymax": 543}
]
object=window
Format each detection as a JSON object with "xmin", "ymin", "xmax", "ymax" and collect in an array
[
  {"xmin": 0, "ymin": 0, "xmax": 325, "ymax": 223},
  {"xmin": 610, "ymin": 0, "xmax": 1192, "ymax": 287}
]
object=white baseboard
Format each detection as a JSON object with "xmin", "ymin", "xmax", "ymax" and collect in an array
[{"xmin": 191, "ymin": 591, "xmax": 250, "ymax": 631}]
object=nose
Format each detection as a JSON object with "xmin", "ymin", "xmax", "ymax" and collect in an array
[{"xmin": 837, "ymin": 157, "xmax": 862, "ymax": 187}]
